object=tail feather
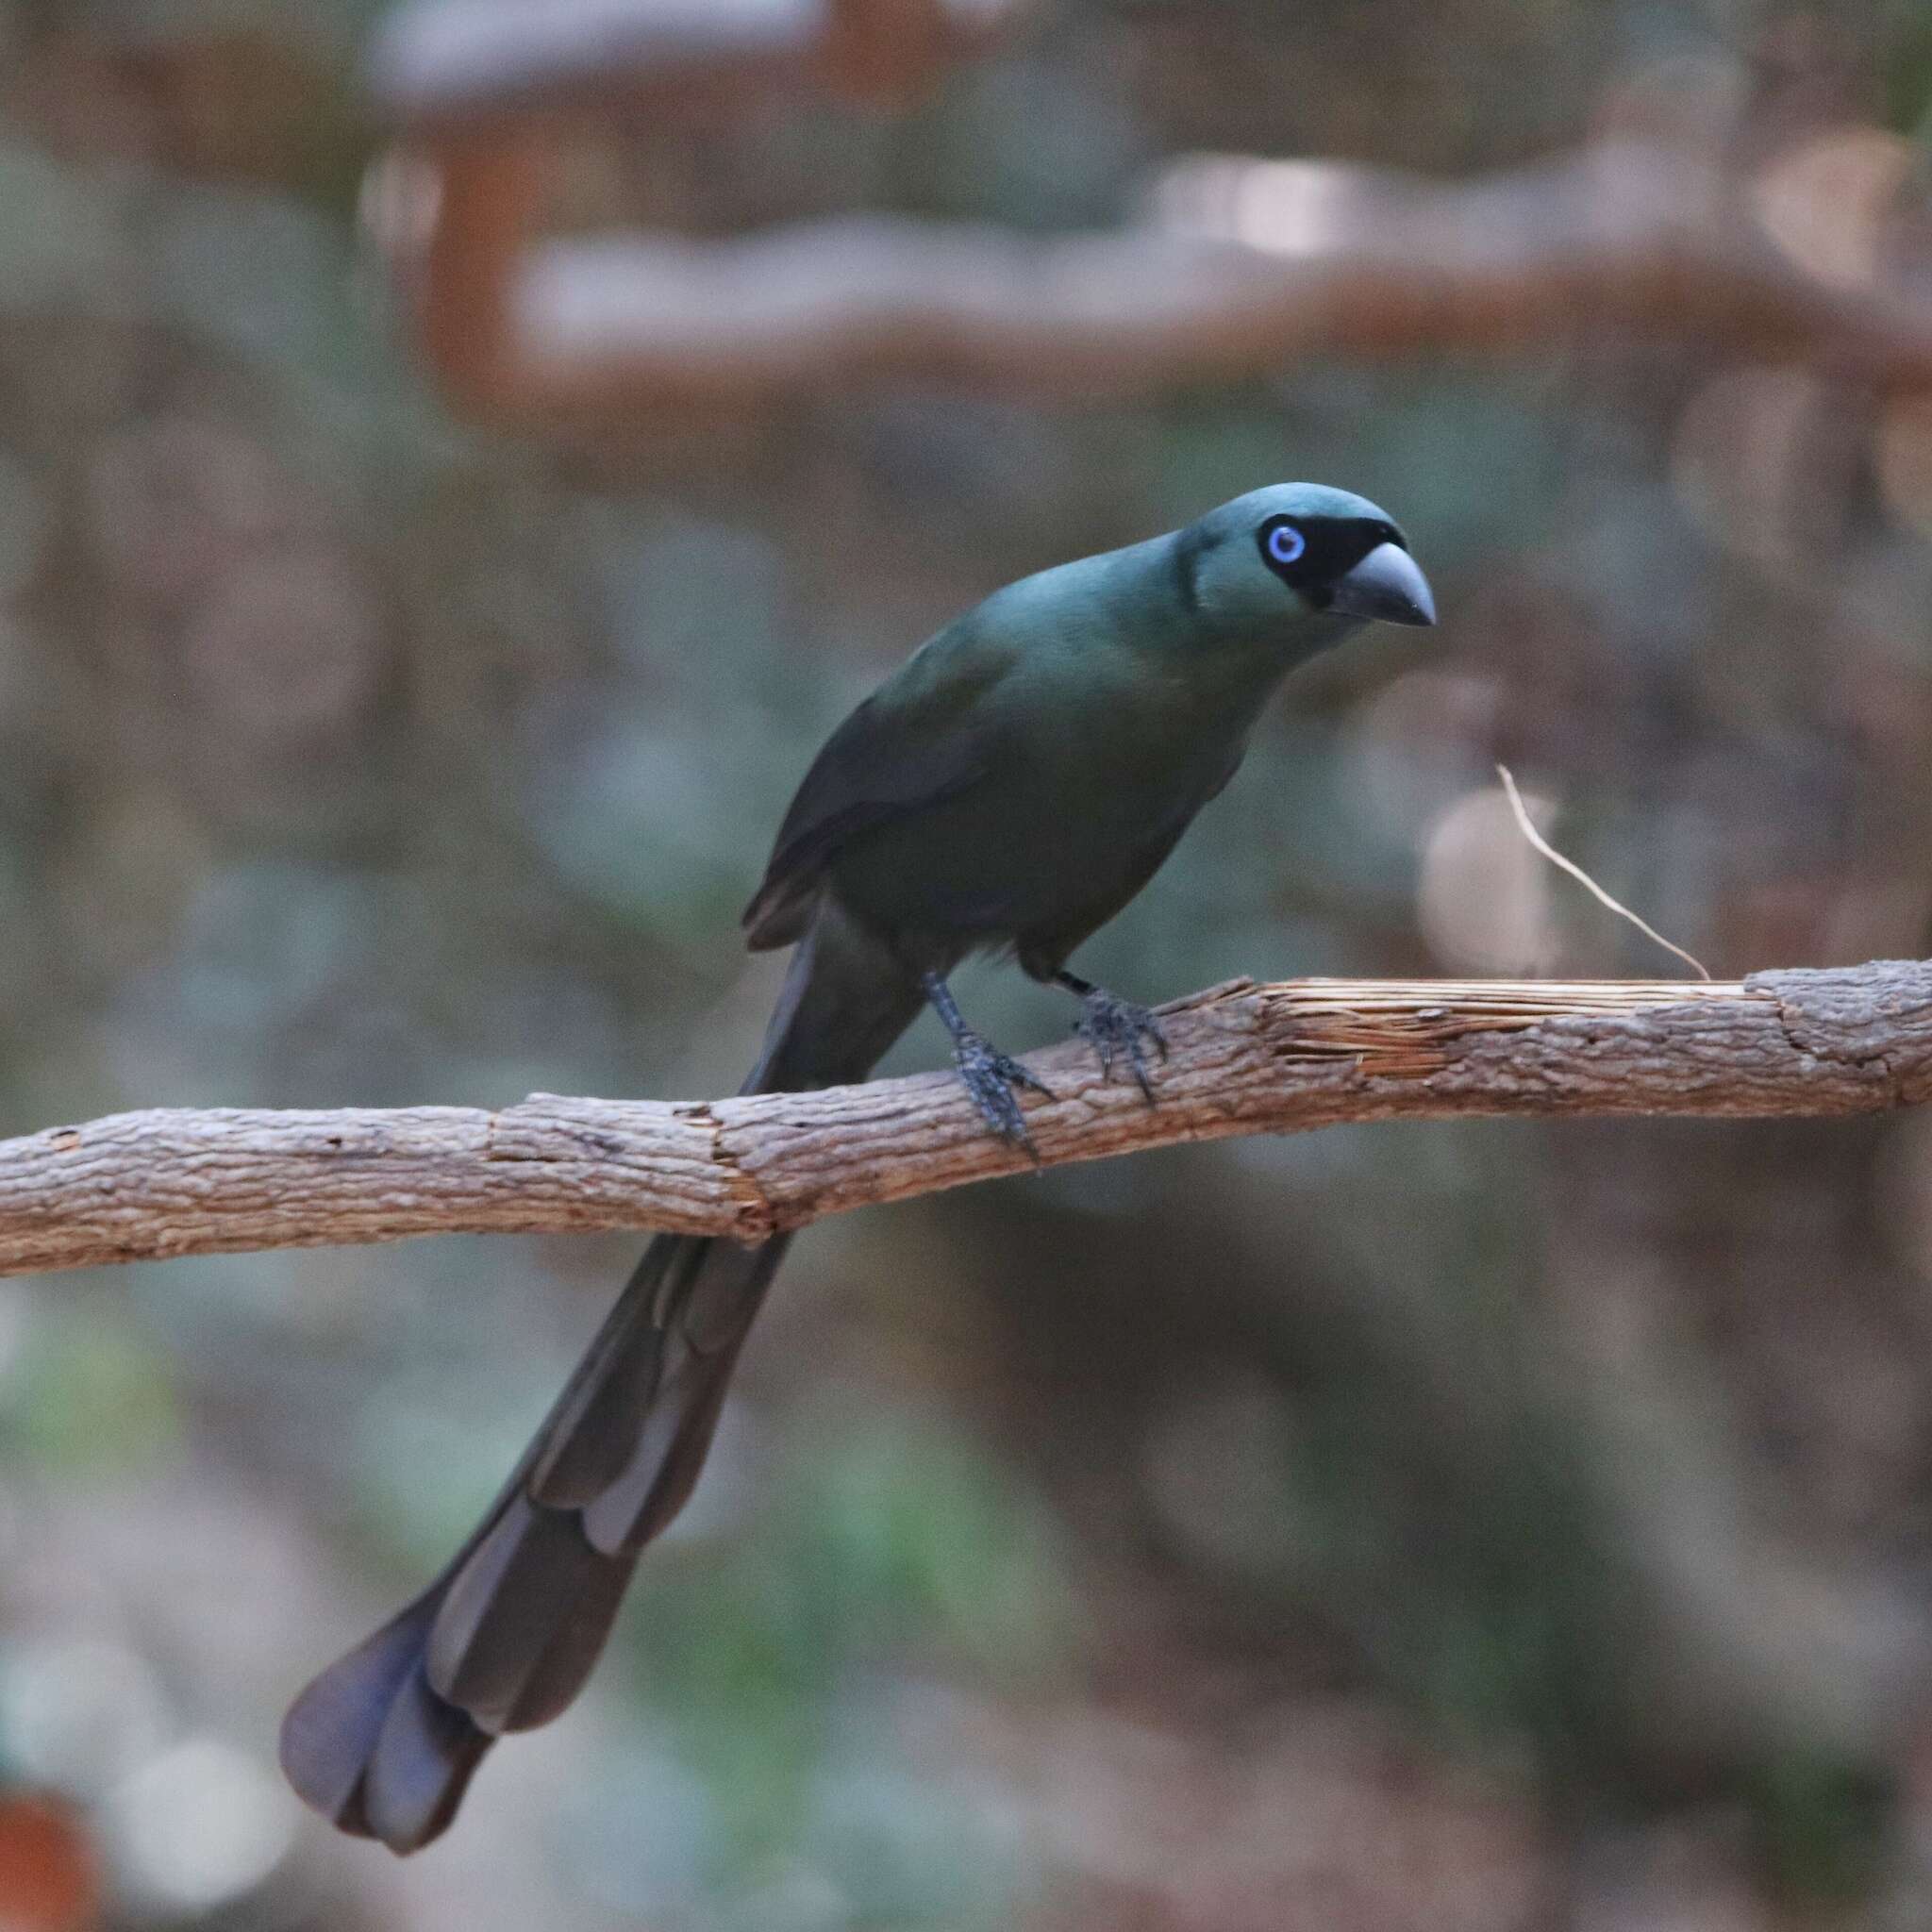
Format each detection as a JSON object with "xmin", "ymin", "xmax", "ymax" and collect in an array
[
  {"xmin": 358, "ymin": 1666, "xmax": 493, "ymax": 1850},
  {"xmin": 528, "ymin": 1236, "xmax": 693, "ymax": 1507},
  {"xmin": 582, "ymin": 1242, "xmax": 787, "ymax": 1557},
  {"xmin": 281, "ymin": 900, "xmax": 925, "ymax": 1852},
  {"xmin": 427, "ymin": 1496, "xmax": 640, "ymax": 1732},
  {"xmin": 282, "ymin": 1588, "xmax": 483, "ymax": 1834}
]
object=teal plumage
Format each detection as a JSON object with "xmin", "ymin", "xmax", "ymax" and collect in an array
[{"xmin": 280, "ymin": 482, "xmax": 1433, "ymax": 1851}]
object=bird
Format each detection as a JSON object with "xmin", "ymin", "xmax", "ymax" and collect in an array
[{"xmin": 278, "ymin": 481, "xmax": 1435, "ymax": 1852}]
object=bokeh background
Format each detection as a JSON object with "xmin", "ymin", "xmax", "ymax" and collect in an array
[{"xmin": 8, "ymin": 0, "xmax": 1932, "ymax": 1925}]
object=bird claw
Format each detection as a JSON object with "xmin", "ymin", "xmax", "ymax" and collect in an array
[
  {"xmin": 953, "ymin": 1033, "xmax": 1054, "ymax": 1151},
  {"xmin": 1074, "ymin": 992, "xmax": 1169, "ymax": 1102}
]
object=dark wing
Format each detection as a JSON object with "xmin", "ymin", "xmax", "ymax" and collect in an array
[{"xmin": 742, "ymin": 621, "xmax": 1012, "ymax": 949}]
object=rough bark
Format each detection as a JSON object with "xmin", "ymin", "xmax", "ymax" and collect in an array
[{"xmin": 4, "ymin": 963, "xmax": 1930, "ymax": 1279}]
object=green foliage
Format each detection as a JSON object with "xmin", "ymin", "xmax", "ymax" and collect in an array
[
  {"xmin": 0, "ymin": 1301, "xmax": 183, "ymax": 1479},
  {"xmin": 559, "ymin": 1408, "xmax": 1069, "ymax": 1921},
  {"xmin": 1746, "ymin": 1752, "xmax": 1899, "ymax": 1904}
]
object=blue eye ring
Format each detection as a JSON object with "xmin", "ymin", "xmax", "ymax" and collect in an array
[{"xmin": 1264, "ymin": 521, "xmax": 1306, "ymax": 567}]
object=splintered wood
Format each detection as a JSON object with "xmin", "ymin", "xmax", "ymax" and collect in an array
[{"xmin": 1254, "ymin": 978, "xmax": 1750, "ymax": 1077}]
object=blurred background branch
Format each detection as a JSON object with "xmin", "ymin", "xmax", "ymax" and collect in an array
[
  {"xmin": 368, "ymin": 0, "xmax": 1021, "ymax": 120},
  {"xmin": 364, "ymin": 0, "xmax": 1932, "ymax": 430},
  {"xmin": 395, "ymin": 137, "xmax": 1932, "ymax": 425}
]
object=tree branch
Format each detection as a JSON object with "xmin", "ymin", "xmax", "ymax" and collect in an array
[
  {"xmin": 376, "ymin": 51, "xmax": 1932, "ymax": 424},
  {"xmin": 474, "ymin": 146, "xmax": 1932, "ymax": 417},
  {"xmin": 6, "ymin": 962, "xmax": 1930, "ymax": 1280},
  {"xmin": 364, "ymin": 7, "xmax": 1932, "ymax": 425},
  {"xmin": 368, "ymin": 0, "xmax": 1020, "ymax": 121}
]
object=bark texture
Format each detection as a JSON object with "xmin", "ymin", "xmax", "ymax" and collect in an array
[{"xmin": 4, "ymin": 963, "xmax": 1930, "ymax": 1279}]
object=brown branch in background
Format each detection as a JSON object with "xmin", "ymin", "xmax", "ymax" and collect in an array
[
  {"xmin": 360, "ymin": 0, "xmax": 1932, "ymax": 425},
  {"xmin": 368, "ymin": 0, "xmax": 1015, "ymax": 123},
  {"xmin": 5, "ymin": 961, "xmax": 1930, "ymax": 1280},
  {"xmin": 393, "ymin": 138, "xmax": 1932, "ymax": 425}
]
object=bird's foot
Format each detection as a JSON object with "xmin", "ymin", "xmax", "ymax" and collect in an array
[
  {"xmin": 953, "ymin": 1032, "xmax": 1054, "ymax": 1150},
  {"xmin": 1074, "ymin": 991, "xmax": 1169, "ymax": 1101}
]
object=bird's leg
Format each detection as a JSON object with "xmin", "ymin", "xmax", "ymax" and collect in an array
[
  {"xmin": 920, "ymin": 972, "xmax": 1054, "ymax": 1149},
  {"xmin": 1054, "ymin": 970, "xmax": 1169, "ymax": 1102}
]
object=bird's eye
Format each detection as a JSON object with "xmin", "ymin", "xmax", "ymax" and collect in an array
[{"xmin": 1264, "ymin": 522, "xmax": 1306, "ymax": 567}]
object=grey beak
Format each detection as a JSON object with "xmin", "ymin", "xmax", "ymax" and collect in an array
[{"xmin": 1328, "ymin": 541, "xmax": 1436, "ymax": 626}]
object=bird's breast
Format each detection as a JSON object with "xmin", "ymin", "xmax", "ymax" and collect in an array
[{"xmin": 827, "ymin": 661, "xmax": 1253, "ymax": 949}]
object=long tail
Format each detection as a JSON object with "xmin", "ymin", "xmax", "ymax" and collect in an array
[{"xmin": 280, "ymin": 901, "xmax": 925, "ymax": 1853}]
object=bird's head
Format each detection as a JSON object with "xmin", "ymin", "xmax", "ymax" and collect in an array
[{"xmin": 1176, "ymin": 483, "xmax": 1435, "ymax": 643}]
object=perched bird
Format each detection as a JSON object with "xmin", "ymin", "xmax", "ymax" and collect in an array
[{"xmin": 280, "ymin": 482, "xmax": 1434, "ymax": 1852}]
